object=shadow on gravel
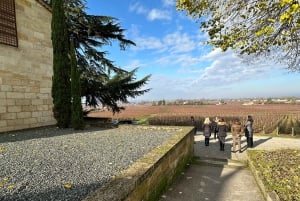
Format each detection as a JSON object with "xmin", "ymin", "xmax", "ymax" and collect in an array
[
  {"xmin": 0, "ymin": 126, "xmax": 114, "ymax": 143},
  {"xmin": 225, "ymin": 135, "xmax": 272, "ymax": 150},
  {"xmin": 252, "ymin": 137, "xmax": 272, "ymax": 148},
  {"xmin": 1, "ymin": 181, "xmax": 102, "ymax": 201}
]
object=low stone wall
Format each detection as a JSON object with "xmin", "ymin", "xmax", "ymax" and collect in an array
[{"xmin": 83, "ymin": 126, "xmax": 195, "ymax": 201}]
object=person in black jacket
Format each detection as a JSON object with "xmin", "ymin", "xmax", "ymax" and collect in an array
[
  {"xmin": 244, "ymin": 115, "xmax": 254, "ymax": 148},
  {"xmin": 217, "ymin": 118, "xmax": 228, "ymax": 151},
  {"xmin": 211, "ymin": 117, "xmax": 219, "ymax": 140},
  {"xmin": 190, "ymin": 116, "xmax": 196, "ymax": 134}
]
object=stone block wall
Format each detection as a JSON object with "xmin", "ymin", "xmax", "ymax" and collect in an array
[{"xmin": 0, "ymin": 0, "xmax": 55, "ymax": 132}]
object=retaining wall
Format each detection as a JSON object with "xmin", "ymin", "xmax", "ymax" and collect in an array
[{"xmin": 83, "ymin": 126, "xmax": 195, "ymax": 201}]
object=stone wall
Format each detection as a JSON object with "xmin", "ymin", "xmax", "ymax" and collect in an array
[
  {"xmin": 0, "ymin": 0, "xmax": 55, "ymax": 132},
  {"xmin": 83, "ymin": 126, "xmax": 195, "ymax": 201}
]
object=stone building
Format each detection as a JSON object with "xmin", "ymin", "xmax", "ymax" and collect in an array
[{"xmin": 0, "ymin": 0, "xmax": 55, "ymax": 132}]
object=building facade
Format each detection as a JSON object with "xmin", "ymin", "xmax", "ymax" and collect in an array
[{"xmin": 0, "ymin": 0, "xmax": 55, "ymax": 132}]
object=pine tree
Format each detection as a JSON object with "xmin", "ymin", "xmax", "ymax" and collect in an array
[
  {"xmin": 70, "ymin": 40, "xmax": 85, "ymax": 129},
  {"xmin": 63, "ymin": 0, "xmax": 151, "ymax": 113},
  {"xmin": 50, "ymin": 0, "xmax": 151, "ymax": 120},
  {"xmin": 51, "ymin": 0, "xmax": 71, "ymax": 128}
]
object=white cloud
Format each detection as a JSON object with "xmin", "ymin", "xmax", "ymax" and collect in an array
[
  {"xmin": 129, "ymin": 2, "xmax": 172, "ymax": 21},
  {"xmin": 133, "ymin": 36, "xmax": 165, "ymax": 51},
  {"xmin": 136, "ymin": 74, "xmax": 196, "ymax": 100},
  {"xmin": 172, "ymin": 54, "xmax": 201, "ymax": 67},
  {"xmin": 147, "ymin": 9, "xmax": 172, "ymax": 21},
  {"xmin": 130, "ymin": 30, "xmax": 286, "ymax": 97},
  {"xmin": 131, "ymin": 30, "xmax": 196, "ymax": 54},
  {"xmin": 140, "ymin": 48, "xmax": 290, "ymax": 100},
  {"xmin": 128, "ymin": 24, "xmax": 140, "ymax": 38},
  {"xmin": 155, "ymin": 56, "xmax": 172, "ymax": 65},
  {"xmin": 134, "ymin": 57, "xmax": 300, "ymax": 101},
  {"xmin": 88, "ymin": 1, "xmax": 300, "ymax": 101},
  {"xmin": 129, "ymin": 2, "xmax": 147, "ymax": 14},
  {"xmin": 124, "ymin": 59, "xmax": 144, "ymax": 70},
  {"xmin": 162, "ymin": 0, "xmax": 175, "ymax": 7},
  {"xmin": 154, "ymin": 54, "xmax": 201, "ymax": 68},
  {"xmin": 163, "ymin": 32, "xmax": 196, "ymax": 53},
  {"xmin": 193, "ymin": 49, "xmax": 276, "ymax": 87},
  {"xmin": 129, "ymin": 29, "xmax": 206, "ymax": 68}
]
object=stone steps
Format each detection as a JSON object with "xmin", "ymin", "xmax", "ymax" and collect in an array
[{"xmin": 193, "ymin": 156, "xmax": 248, "ymax": 169}]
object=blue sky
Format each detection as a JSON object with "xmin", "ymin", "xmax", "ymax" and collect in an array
[{"xmin": 85, "ymin": 0, "xmax": 300, "ymax": 101}]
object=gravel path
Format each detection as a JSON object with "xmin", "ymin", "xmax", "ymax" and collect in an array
[{"xmin": 0, "ymin": 126, "xmax": 180, "ymax": 201}]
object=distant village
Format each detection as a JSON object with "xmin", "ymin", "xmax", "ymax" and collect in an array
[
  {"xmin": 134, "ymin": 97, "xmax": 300, "ymax": 106},
  {"xmin": 82, "ymin": 97, "xmax": 300, "ymax": 113}
]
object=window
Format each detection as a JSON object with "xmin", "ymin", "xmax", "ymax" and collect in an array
[{"xmin": 0, "ymin": 0, "xmax": 18, "ymax": 47}]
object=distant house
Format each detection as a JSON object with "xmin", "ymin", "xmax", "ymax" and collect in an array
[
  {"xmin": 0, "ymin": 0, "xmax": 55, "ymax": 132},
  {"xmin": 242, "ymin": 101, "xmax": 254, "ymax": 106}
]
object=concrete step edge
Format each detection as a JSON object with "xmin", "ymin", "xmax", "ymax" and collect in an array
[{"xmin": 193, "ymin": 157, "xmax": 248, "ymax": 168}]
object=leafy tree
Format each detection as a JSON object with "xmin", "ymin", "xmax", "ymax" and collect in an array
[
  {"xmin": 51, "ymin": 0, "xmax": 71, "ymax": 128},
  {"xmin": 70, "ymin": 40, "xmax": 85, "ymax": 129},
  {"xmin": 266, "ymin": 97, "xmax": 274, "ymax": 104},
  {"xmin": 176, "ymin": 0, "xmax": 300, "ymax": 71},
  {"xmin": 157, "ymin": 100, "xmax": 166, "ymax": 105}
]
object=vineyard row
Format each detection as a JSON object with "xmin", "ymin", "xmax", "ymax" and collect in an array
[{"xmin": 147, "ymin": 113, "xmax": 300, "ymax": 135}]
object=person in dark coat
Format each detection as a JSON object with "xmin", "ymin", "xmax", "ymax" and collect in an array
[
  {"xmin": 190, "ymin": 116, "xmax": 197, "ymax": 135},
  {"xmin": 217, "ymin": 118, "xmax": 228, "ymax": 151},
  {"xmin": 211, "ymin": 117, "xmax": 219, "ymax": 140},
  {"xmin": 202, "ymin": 117, "xmax": 212, "ymax": 146},
  {"xmin": 244, "ymin": 115, "xmax": 254, "ymax": 148}
]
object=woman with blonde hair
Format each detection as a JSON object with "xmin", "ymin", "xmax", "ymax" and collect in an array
[{"xmin": 202, "ymin": 117, "xmax": 212, "ymax": 146}]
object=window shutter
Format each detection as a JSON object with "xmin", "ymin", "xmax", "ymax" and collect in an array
[{"xmin": 0, "ymin": 0, "xmax": 18, "ymax": 47}]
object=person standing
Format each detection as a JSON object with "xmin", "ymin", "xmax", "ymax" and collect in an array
[
  {"xmin": 231, "ymin": 119, "xmax": 243, "ymax": 152},
  {"xmin": 245, "ymin": 115, "xmax": 254, "ymax": 148},
  {"xmin": 190, "ymin": 116, "xmax": 196, "ymax": 129},
  {"xmin": 190, "ymin": 116, "xmax": 197, "ymax": 136},
  {"xmin": 217, "ymin": 118, "xmax": 228, "ymax": 151},
  {"xmin": 211, "ymin": 117, "xmax": 219, "ymax": 140},
  {"xmin": 202, "ymin": 117, "xmax": 212, "ymax": 146}
]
